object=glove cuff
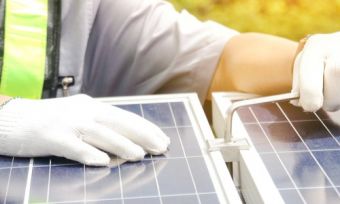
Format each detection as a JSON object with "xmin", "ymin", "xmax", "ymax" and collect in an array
[
  {"xmin": 0, "ymin": 97, "xmax": 23, "ymax": 134},
  {"xmin": 292, "ymin": 34, "xmax": 313, "ymax": 76}
]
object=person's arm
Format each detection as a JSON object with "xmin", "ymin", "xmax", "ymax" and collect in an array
[
  {"xmin": 207, "ymin": 32, "xmax": 298, "ymax": 98},
  {"xmin": 208, "ymin": 31, "xmax": 340, "ymax": 113}
]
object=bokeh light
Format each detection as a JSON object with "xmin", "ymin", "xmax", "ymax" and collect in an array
[{"xmin": 170, "ymin": 0, "xmax": 340, "ymax": 40}]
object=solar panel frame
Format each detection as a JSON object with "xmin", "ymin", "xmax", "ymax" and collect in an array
[
  {"xmin": 212, "ymin": 92, "xmax": 286, "ymax": 204},
  {"xmin": 0, "ymin": 93, "xmax": 242, "ymax": 204}
]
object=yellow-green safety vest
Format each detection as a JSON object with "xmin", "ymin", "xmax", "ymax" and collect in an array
[{"xmin": 0, "ymin": 0, "xmax": 61, "ymax": 99}]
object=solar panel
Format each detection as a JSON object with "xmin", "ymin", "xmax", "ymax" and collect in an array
[
  {"xmin": 0, "ymin": 94, "xmax": 241, "ymax": 204},
  {"xmin": 238, "ymin": 101, "xmax": 340, "ymax": 204},
  {"xmin": 212, "ymin": 92, "xmax": 340, "ymax": 204}
]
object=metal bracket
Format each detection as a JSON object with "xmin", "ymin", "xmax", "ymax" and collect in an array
[
  {"xmin": 208, "ymin": 92, "xmax": 300, "ymax": 153},
  {"xmin": 207, "ymin": 137, "xmax": 249, "ymax": 152}
]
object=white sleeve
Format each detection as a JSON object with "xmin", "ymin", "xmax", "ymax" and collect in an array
[{"xmin": 84, "ymin": 0, "xmax": 239, "ymax": 102}]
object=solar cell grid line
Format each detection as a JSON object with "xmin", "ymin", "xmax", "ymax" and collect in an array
[
  {"xmin": 0, "ymin": 157, "xmax": 31, "ymax": 204},
  {"xmin": 23, "ymin": 159, "xmax": 34, "ymax": 204},
  {"xmin": 121, "ymin": 101, "xmax": 218, "ymax": 203},
  {"xmin": 141, "ymin": 102, "xmax": 199, "ymax": 200},
  {"xmin": 138, "ymin": 101, "xmax": 219, "ymax": 203},
  {"xmin": 3, "ymin": 157, "xmax": 14, "ymax": 204},
  {"xmin": 139, "ymin": 104, "xmax": 163, "ymax": 204},
  {"xmin": 247, "ymin": 106, "xmax": 307, "ymax": 203},
  {"xmin": 168, "ymin": 102, "xmax": 201, "ymax": 204},
  {"xmin": 313, "ymin": 112, "xmax": 340, "ymax": 146},
  {"xmin": 170, "ymin": 102, "xmax": 220, "ymax": 202},
  {"xmin": 83, "ymin": 163, "xmax": 87, "ymax": 203},
  {"xmin": 277, "ymin": 103, "xmax": 340, "ymax": 196},
  {"xmin": 281, "ymin": 103, "xmax": 340, "ymax": 202},
  {"xmin": 46, "ymin": 159, "xmax": 51, "ymax": 203},
  {"xmin": 117, "ymin": 157, "xmax": 124, "ymax": 203}
]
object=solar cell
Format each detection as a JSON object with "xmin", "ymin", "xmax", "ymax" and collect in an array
[
  {"xmin": 0, "ymin": 95, "xmax": 234, "ymax": 204},
  {"xmin": 237, "ymin": 101, "xmax": 340, "ymax": 203}
]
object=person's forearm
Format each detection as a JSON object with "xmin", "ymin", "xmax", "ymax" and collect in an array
[{"xmin": 208, "ymin": 32, "xmax": 298, "ymax": 98}]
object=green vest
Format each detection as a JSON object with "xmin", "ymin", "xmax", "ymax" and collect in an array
[{"xmin": 0, "ymin": 0, "xmax": 61, "ymax": 99}]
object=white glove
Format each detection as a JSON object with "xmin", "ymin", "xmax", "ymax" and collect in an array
[
  {"xmin": 0, "ymin": 94, "xmax": 170, "ymax": 166},
  {"xmin": 292, "ymin": 32, "xmax": 340, "ymax": 112}
]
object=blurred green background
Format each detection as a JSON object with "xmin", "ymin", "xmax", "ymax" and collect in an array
[{"xmin": 170, "ymin": 0, "xmax": 340, "ymax": 40}]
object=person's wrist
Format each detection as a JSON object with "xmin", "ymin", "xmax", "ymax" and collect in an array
[
  {"xmin": 0, "ymin": 95, "xmax": 16, "ymax": 109},
  {"xmin": 0, "ymin": 95, "xmax": 12, "ymax": 104},
  {"xmin": 297, "ymin": 34, "xmax": 312, "ymax": 53}
]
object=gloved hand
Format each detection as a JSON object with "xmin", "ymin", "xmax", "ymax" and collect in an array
[
  {"xmin": 0, "ymin": 94, "xmax": 170, "ymax": 166},
  {"xmin": 291, "ymin": 32, "xmax": 340, "ymax": 112}
]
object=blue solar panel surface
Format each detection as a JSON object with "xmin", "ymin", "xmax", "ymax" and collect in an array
[
  {"xmin": 0, "ymin": 102, "xmax": 219, "ymax": 204},
  {"xmin": 237, "ymin": 101, "xmax": 340, "ymax": 204}
]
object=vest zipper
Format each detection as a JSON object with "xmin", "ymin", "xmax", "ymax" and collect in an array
[{"xmin": 59, "ymin": 76, "xmax": 74, "ymax": 97}]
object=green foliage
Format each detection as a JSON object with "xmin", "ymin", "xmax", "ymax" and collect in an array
[{"xmin": 170, "ymin": 0, "xmax": 340, "ymax": 40}]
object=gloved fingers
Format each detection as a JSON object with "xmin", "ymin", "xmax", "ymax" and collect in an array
[
  {"xmin": 81, "ymin": 122, "xmax": 146, "ymax": 161},
  {"xmin": 323, "ymin": 56, "xmax": 340, "ymax": 111},
  {"xmin": 50, "ymin": 136, "xmax": 110, "ymax": 166},
  {"xmin": 94, "ymin": 105, "xmax": 170, "ymax": 155},
  {"xmin": 290, "ymin": 52, "xmax": 302, "ymax": 107},
  {"xmin": 108, "ymin": 156, "xmax": 127, "ymax": 168},
  {"xmin": 133, "ymin": 124, "xmax": 171, "ymax": 155},
  {"xmin": 297, "ymin": 38, "xmax": 325, "ymax": 112}
]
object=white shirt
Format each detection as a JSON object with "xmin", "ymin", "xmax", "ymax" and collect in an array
[{"xmin": 59, "ymin": 0, "xmax": 238, "ymax": 102}]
